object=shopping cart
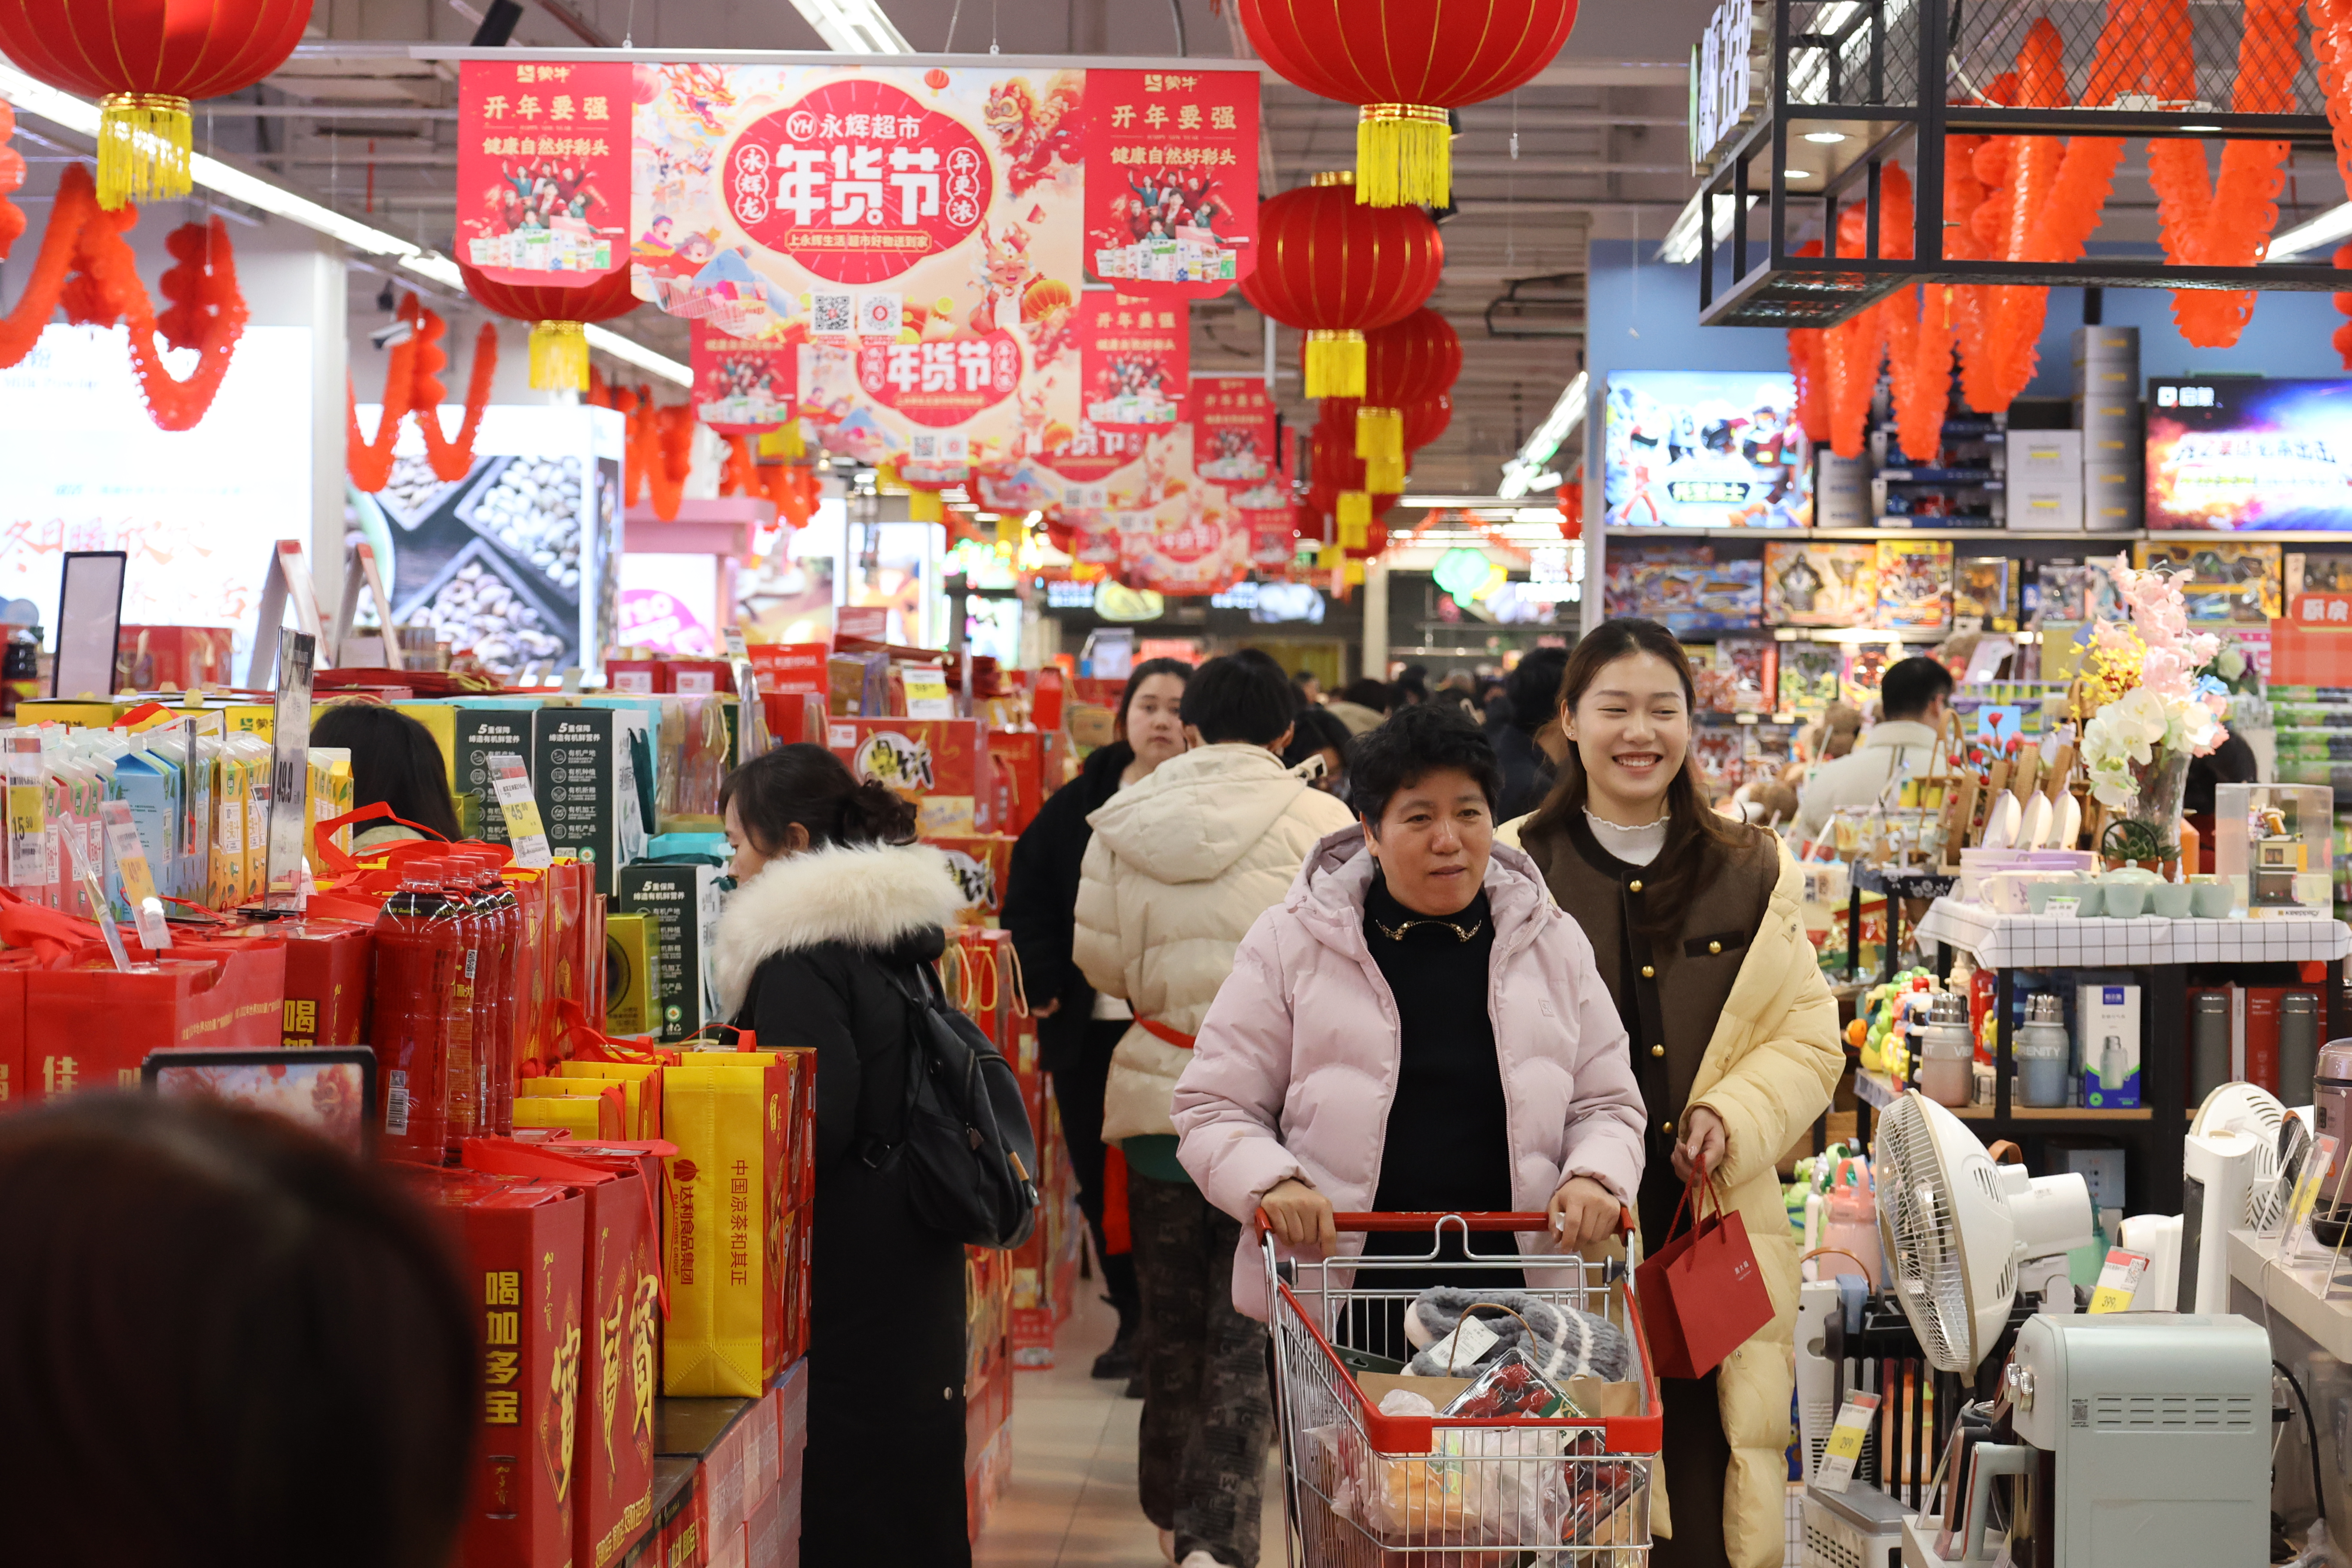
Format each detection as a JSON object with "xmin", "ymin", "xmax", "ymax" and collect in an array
[{"xmin": 1264, "ymin": 1210, "xmax": 1662, "ymax": 1566}]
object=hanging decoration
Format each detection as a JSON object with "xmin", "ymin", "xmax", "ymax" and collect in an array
[
  {"xmin": 0, "ymin": 102, "xmax": 24, "ymax": 255},
  {"xmin": 2303, "ymin": 0, "xmax": 2352, "ymax": 364},
  {"xmin": 1400, "ymin": 390, "xmax": 1452, "ymax": 455},
  {"xmin": 1240, "ymin": 173, "xmax": 1442, "ymax": 398},
  {"xmin": 1822, "ymin": 170, "xmax": 1909, "ymax": 461},
  {"xmin": 1237, "ymin": 0, "xmax": 1578, "ymax": 208},
  {"xmin": 2129, "ymin": 0, "xmax": 2297, "ymax": 347},
  {"xmin": 0, "ymin": 0, "xmax": 312, "ymax": 209},
  {"xmin": 348, "ymin": 294, "xmax": 502, "ymax": 491},
  {"xmin": 1784, "ymin": 241, "xmax": 1828, "ymax": 443},
  {"xmin": 1354, "ymin": 307, "xmax": 1461, "ymax": 492},
  {"xmin": 0, "ymin": 162, "xmax": 246, "ymax": 430},
  {"xmin": 459, "ymin": 260, "xmax": 638, "ymax": 390}
]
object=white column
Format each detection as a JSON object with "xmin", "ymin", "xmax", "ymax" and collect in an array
[
  {"xmin": 308, "ymin": 242, "xmax": 349, "ymax": 616},
  {"xmin": 1361, "ymin": 558, "xmax": 1390, "ymax": 683}
]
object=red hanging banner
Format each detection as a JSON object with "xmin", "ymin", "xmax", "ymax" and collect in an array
[
  {"xmin": 456, "ymin": 59, "xmax": 632, "ymax": 286},
  {"xmin": 1081, "ymin": 290, "xmax": 1189, "ymax": 432},
  {"xmin": 1081, "ymin": 69, "xmax": 1259, "ymax": 300},
  {"xmin": 690, "ymin": 318, "xmax": 799, "ymax": 435},
  {"xmin": 1190, "ymin": 375, "xmax": 1276, "ymax": 490}
]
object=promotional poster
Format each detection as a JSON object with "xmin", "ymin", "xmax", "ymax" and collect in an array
[
  {"xmin": 458, "ymin": 60, "xmax": 633, "ymax": 285},
  {"xmin": 630, "ymin": 63, "xmax": 1088, "ymax": 466},
  {"xmin": 1080, "ymin": 68, "xmax": 1257, "ymax": 300},
  {"xmin": 1603, "ymin": 371, "xmax": 1812, "ymax": 527}
]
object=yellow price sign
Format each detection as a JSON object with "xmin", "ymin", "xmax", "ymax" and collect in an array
[{"xmin": 2088, "ymin": 1249, "xmax": 2148, "ymax": 1314}]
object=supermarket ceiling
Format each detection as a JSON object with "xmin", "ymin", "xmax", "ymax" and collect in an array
[{"xmin": 173, "ymin": 0, "xmax": 2349, "ymax": 496}]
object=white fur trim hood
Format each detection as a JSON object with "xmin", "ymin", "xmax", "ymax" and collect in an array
[{"xmin": 711, "ymin": 841, "xmax": 961, "ymax": 1017}]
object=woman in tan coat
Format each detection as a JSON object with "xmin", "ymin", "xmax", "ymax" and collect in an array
[{"xmin": 1502, "ymin": 617, "xmax": 1841, "ymax": 1568}]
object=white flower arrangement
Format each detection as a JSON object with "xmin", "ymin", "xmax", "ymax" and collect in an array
[{"xmin": 2075, "ymin": 557, "xmax": 2228, "ymax": 812}]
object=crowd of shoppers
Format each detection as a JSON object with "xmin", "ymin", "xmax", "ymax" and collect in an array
[{"xmin": 10, "ymin": 622, "xmax": 1843, "ymax": 1568}]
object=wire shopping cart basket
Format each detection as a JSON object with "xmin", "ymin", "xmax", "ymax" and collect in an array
[{"xmin": 1264, "ymin": 1211, "xmax": 1662, "ymax": 1567}]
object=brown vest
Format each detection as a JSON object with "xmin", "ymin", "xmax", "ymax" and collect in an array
[{"xmin": 1519, "ymin": 811, "xmax": 1779, "ymax": 1133}]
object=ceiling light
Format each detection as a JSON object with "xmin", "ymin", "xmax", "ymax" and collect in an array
[
  {"xmin": 2180, "ymin": 124, "xmax": 2220, "ymax": 132},
  {"xmin": 1657, "ymin": 188, "xmax": 1760, "ymax": 265},
  {"xmin": 787, "ymin": 0, "xmax": 911, "ymax": 52},
  {"xmin": 1803, "ymin": 130, "xmax": 1848, "ymax": 144},
  {"xmin": 1787, "ymin": 167, "xmax": 1814, "ymax": 178},
  {"xmin": 0, "ymin": 63, "xmax": 691, "ymax": 386},
  {"xmin": 2265, "ymin": 202, "xmax": 2352, "ymax": 260},
  {"xmin": 1498, "ymin": 373, "xmax": 1586, "ymax": 499}
]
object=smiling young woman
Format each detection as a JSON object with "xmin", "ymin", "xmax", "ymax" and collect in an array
[{"xmin": 1503, "ymin": 618, "xmax": 1841, "ymax": 1568}]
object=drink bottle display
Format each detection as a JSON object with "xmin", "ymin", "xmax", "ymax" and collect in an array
[
  {"xmin": 454, "ymin": 846, "xmax": 522, "ymax": 1136},
  {"xmin": 369, "ymin": 858, "xmax": 464, "ymax": 1164},
  {"xmin": 440, "ymin": 859, "xmax": 484, "ymax": 1149}
]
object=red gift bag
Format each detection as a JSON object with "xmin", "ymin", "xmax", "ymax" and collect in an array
[{"xmin": 1634, "ymin": 1164, "xmax": 1776, "ymax": 1380}]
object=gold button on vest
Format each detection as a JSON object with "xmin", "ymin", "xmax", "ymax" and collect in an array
[
  {"xmin": 1651, "ymin": 1044, "xmax": 1666, "ymax": 1057},
  {"xmin": 1709, "ymin": 940, "xmax": 1722, "ymax": 954},
  {"xmin": 1660, "ymin": 1120, "xmax": 1675, "ymax": 1135},
  {"xmin": 1640, "ymin": 965, "xmax": 1655, "ymax": 979},
  {"xmin": 1629, "ymin": 879, "xmax": 1643, "ymax": 892}
]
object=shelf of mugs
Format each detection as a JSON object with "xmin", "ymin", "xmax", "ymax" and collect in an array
[{"xmin": 1914, "ymin": 898, "xmax": 2352, "ymax": 970}]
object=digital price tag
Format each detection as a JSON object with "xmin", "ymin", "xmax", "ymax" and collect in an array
[
  {"xmin": 486, "ymin": 753, "xmax": 553, "ymax": 870},
  {"xmin": 1813, "ymin": 1390, "xmax": 1880, "ymax": 1493},
  {"xmin": 98, "ymin": 799, "xmax": 171, "ymax": 953},
  {"xmin": 2089, "ymin": 1249, "xmax": 2148, "ymax": 1314}
]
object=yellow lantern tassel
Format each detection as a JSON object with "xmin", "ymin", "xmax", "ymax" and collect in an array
[
  {"xmin": 1338, "ymin": 491, "xmax": 1371, "ymax": 548},
  {"xmin": 96, "ymin": 93, "xmax": 193, "ymax": 210},
  {"xmin": 1344, "ymin": 558, "xmax": 1366, "ymax": 586},
  {"xmin": 758, "ymin": 420, "xmax": 805, "ymax": 461},
  {"xmin": 528, "ymin": 321, "xmax": 590, "ymax": 390},
  {"xmin": 1317, "ymin": 542, "xmax": 1345, "ymax": 571},
  {"xmin": 909, "ymin": 488, "xmax": 943, "ymax": 523},
  {"xmin": 1356, "ymin": 104, "xmax": 1452, "ymax": 209},
  {"xmin": 1304, "ymin": 330, "xmax": 1366, "ymax": 399},
  {"xmin": 1357, "ymin": 405, "xmax": 1405, "ymax": 490}
]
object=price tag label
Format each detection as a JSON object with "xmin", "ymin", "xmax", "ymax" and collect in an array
[
  {"xmin": 99, "ymin": 799, "xmax": 171, "ymax": 952},
  {"xmin": 2043, "ymin": 895, "xmax": 2079, "ymax": 916},
  {"xmin": 1813, "ymin": 1390, "xmax": 1880, "ymax": 1493},
  {"xmin": 486, "ymin": 753, "xmax": 553, "ymax": 870},
  {"xmin": 6, "ymin": 735, "xmax": 44, "ymax": 889},
  {"xmin": 903, "ymin": 662, "xmax": 954, "ymax": 719},
  {"xmin": 2089, "ymin": 1248, "xmax": 2149, "ymax": 1314},
  {"xmin": 724, "ymin": 627, "xmax": 747, "ymax": 660}
]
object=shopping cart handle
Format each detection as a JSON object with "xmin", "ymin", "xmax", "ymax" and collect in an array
[{"xmin": 1326, "ymin": 1208, "xmax": 1641, "ymax": 1240}]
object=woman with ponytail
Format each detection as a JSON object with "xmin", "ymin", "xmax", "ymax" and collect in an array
[
  {"xmin": 1500, "ymin": 619, "xmax": 1841, "ymax": 1568},
  {"xmin": 712, "ymin": 742, "xmax": 971, "ymax": 1567}
]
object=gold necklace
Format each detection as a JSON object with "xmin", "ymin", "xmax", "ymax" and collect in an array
[{"xmin": 1372, "ymin": 913, "xmax": 1485, "ymax": 943}]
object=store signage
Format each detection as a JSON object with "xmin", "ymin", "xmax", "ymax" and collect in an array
[
  {"xmin": 456, "ymin": 60, "xmax": 633, "ymax": 285},
  {"xmin": 1691, "ymin": 0, "xmax": 1759, "ymax": 172},
  {"xmin": 690, "ymin": 319, "xmax": 798, "ymax": 435},
  {"xmin": 2291, "ymin": 592, "xmax": 2352, "ymax": 627},
  {"xmin": 1080, "ymin": 68, "xmax": 1258, "ymax": 301}
]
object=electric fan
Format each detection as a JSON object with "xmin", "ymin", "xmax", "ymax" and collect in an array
[
  {"xmin": 2190, "ymin": 1081, "xmax": 2300, "ymax": 1231},
  {"xmin": 1871, "ymin": 1090, "xmax": 2093, "ymax": 1373}
]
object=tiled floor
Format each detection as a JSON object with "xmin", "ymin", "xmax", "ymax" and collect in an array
[{"xmin": 974, "ymin": 1285, "xmax": 1287, "ymax": 1568}]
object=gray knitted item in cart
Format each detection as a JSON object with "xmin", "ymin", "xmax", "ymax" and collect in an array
[{"xmin": 1400, "ymin": 1286, "xmax": 1629, "ymax": 1384}]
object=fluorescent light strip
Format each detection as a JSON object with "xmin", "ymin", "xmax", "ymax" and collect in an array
[
  {"xmin": 1498, "ymin": 372, "xmax": 1588, "ymax": 498},
  {"xmin": 2267, "ymin": 202, "xmax": 2352, "ymax": 261},
  {"xmin": 788, "ymin": 0, "xmax": 910, "ymax": 52},
  {"xmin": 0, "ymin": 64, "xmax": 690, "ymax": 386}
]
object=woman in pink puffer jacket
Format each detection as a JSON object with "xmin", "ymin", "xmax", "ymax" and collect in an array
[{"xmin": 1172, "ymin": 706, "xmax": 1648, "ymax": 1323}]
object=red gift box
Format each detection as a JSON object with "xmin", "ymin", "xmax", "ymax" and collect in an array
[
  {"xmin": 403, "ymin": 1167, "xmax": 590, "ymax": 1568},
  {"xmin": 658, "ymin": 1473, "xmax": 710, "ymax": 1568},
  {"xmin": 462, "ymin": 1140, "xmax": 662, "ymax": 1568},
  {"xmin": 824, "ymin": 717, "xmax": 995, "ymax": 833},
  {"xmin": 760, "ymin": 692, "xmax": 829, "ymax": 749},
  {"xmin": 273, "ymin": 917, "xmax": 373, "ymax": 1047},
  {"xmin": 25, "ymin": 941, "xmax": 286, "ymax": 1097},
  {"xmin": 607, "ymin": 659, "xmax": 667, "ymax": 695},
  {"xmin": 0, "ymin": 952, "xmax": 30, "ymax": 1102},
  {"xmin": 747, "ymin": 643, "xmax": 827, "ymax": 698},
  {"xmin": 927, "ymin": 835, "xmax": 1014, "ymax": 926},
  {"xmin": 116, "ymin": 625, "xmax": 235, "ymax": 690},
  {"xmin": 668, "ymin": 660, "xmax": 734, "ymax": 697}
]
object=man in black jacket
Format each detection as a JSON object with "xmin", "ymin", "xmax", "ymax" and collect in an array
[
  {"xmin": 1495, "ymin": 645, "xmax": 1571, "ymax": 822},
  {"xmin": 1000, "ymin": 657, "xmax": 1191, "ymax": 1384}
]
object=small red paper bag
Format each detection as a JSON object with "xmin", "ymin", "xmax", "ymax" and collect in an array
[{"xmin": 1634, "ymin": 1167, "xmax": 1775, "ymax": 1380}]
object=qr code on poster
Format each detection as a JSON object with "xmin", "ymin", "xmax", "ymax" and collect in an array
[
  {"xmin": 910, "ymin": 434, "xmax": 940, "ymax": 460},
  {"xmin": 810, "ymin": 292, "xmax": 854, "ymax": 337}
]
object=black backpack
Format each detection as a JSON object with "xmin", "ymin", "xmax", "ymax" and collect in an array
[{"xmin": 868, "ymin": 963, "xmax": 1041, "ymax": 1250}]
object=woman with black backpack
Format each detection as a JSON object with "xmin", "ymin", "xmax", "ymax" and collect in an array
[{"xmin": 713, "ymin": 743, "xmax": 971, "ymax": 1568}]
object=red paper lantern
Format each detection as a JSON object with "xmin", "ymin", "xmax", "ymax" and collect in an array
[
  {"xmin": 1401, "ymin": 391, "xmax": 1452, "ymax": 453},
  {"xmin": 460, "ymin": 262, "xmax": 640, "ymax": 391},
  {"xmin": 1240, "ymin": 173, "xmax": 1442, "ymax": 398},
  {"xmin": 0, "ymin": 0, "xmax": 313, "ymax": 209},
  {"xmin": 1355, "ymin": 307, "xmax": 1461, "ymax": 488},
  {"xmin": 1241, "ymin": 0, "xmax": 1578, "ymax": 207}
]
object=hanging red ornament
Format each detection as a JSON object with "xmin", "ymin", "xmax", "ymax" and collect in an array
[
  {"xmin": 1351, "ymin": 307, "xmax": 1461, "ymax": 491},
  {"xmin": 0, "ymin": 0, "xmax": 312, "ymax": 209},
  {"xmin": 459, "ymin": 261, "xmax": 639, "ymax": 391},
  {"xmin": 1239, "ymin": 0, "xmax": 1578, "ymax": 207},
  {"xmin": 1400, "ymin": 390, "xmax": 1452, "ymax": 454},
  {"xmin": 1240, "ymin": 174, "xmax": 1442, "ymax": 398}
]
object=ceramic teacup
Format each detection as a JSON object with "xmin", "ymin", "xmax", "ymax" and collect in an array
[
  {"xmin": 2069, "ymin": 883, "xmax": 2104, "ymax": 917},
  {"xmin": 2028, "ymin": 879, "xmax": 2089, "ymax": 916},
  {"xmin": 2101, "ymin": 881, "xmax": 2149, "ymax": 918},
  {"xmin": 2188, "ymin": 877, "xmax": 2234, "ymax": 919},
  {"xmin": 2150, "ymin": 882, "xmax": 2193, "ymax": 919}
]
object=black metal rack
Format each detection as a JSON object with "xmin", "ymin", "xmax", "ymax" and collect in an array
[{"xmin": 1696, "ymin": 0, "xmax": 2349, "ymax": 327}]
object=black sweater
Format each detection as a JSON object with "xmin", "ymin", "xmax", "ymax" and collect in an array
[{"xmin": 1000, "ymin": 741, "xmax": 1133, "ymax": 1073}]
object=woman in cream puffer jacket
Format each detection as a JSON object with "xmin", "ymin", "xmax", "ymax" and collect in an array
[{"xmin": 1071, "ymin": 649, "xmax": 1354, "ymax": 1568}]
